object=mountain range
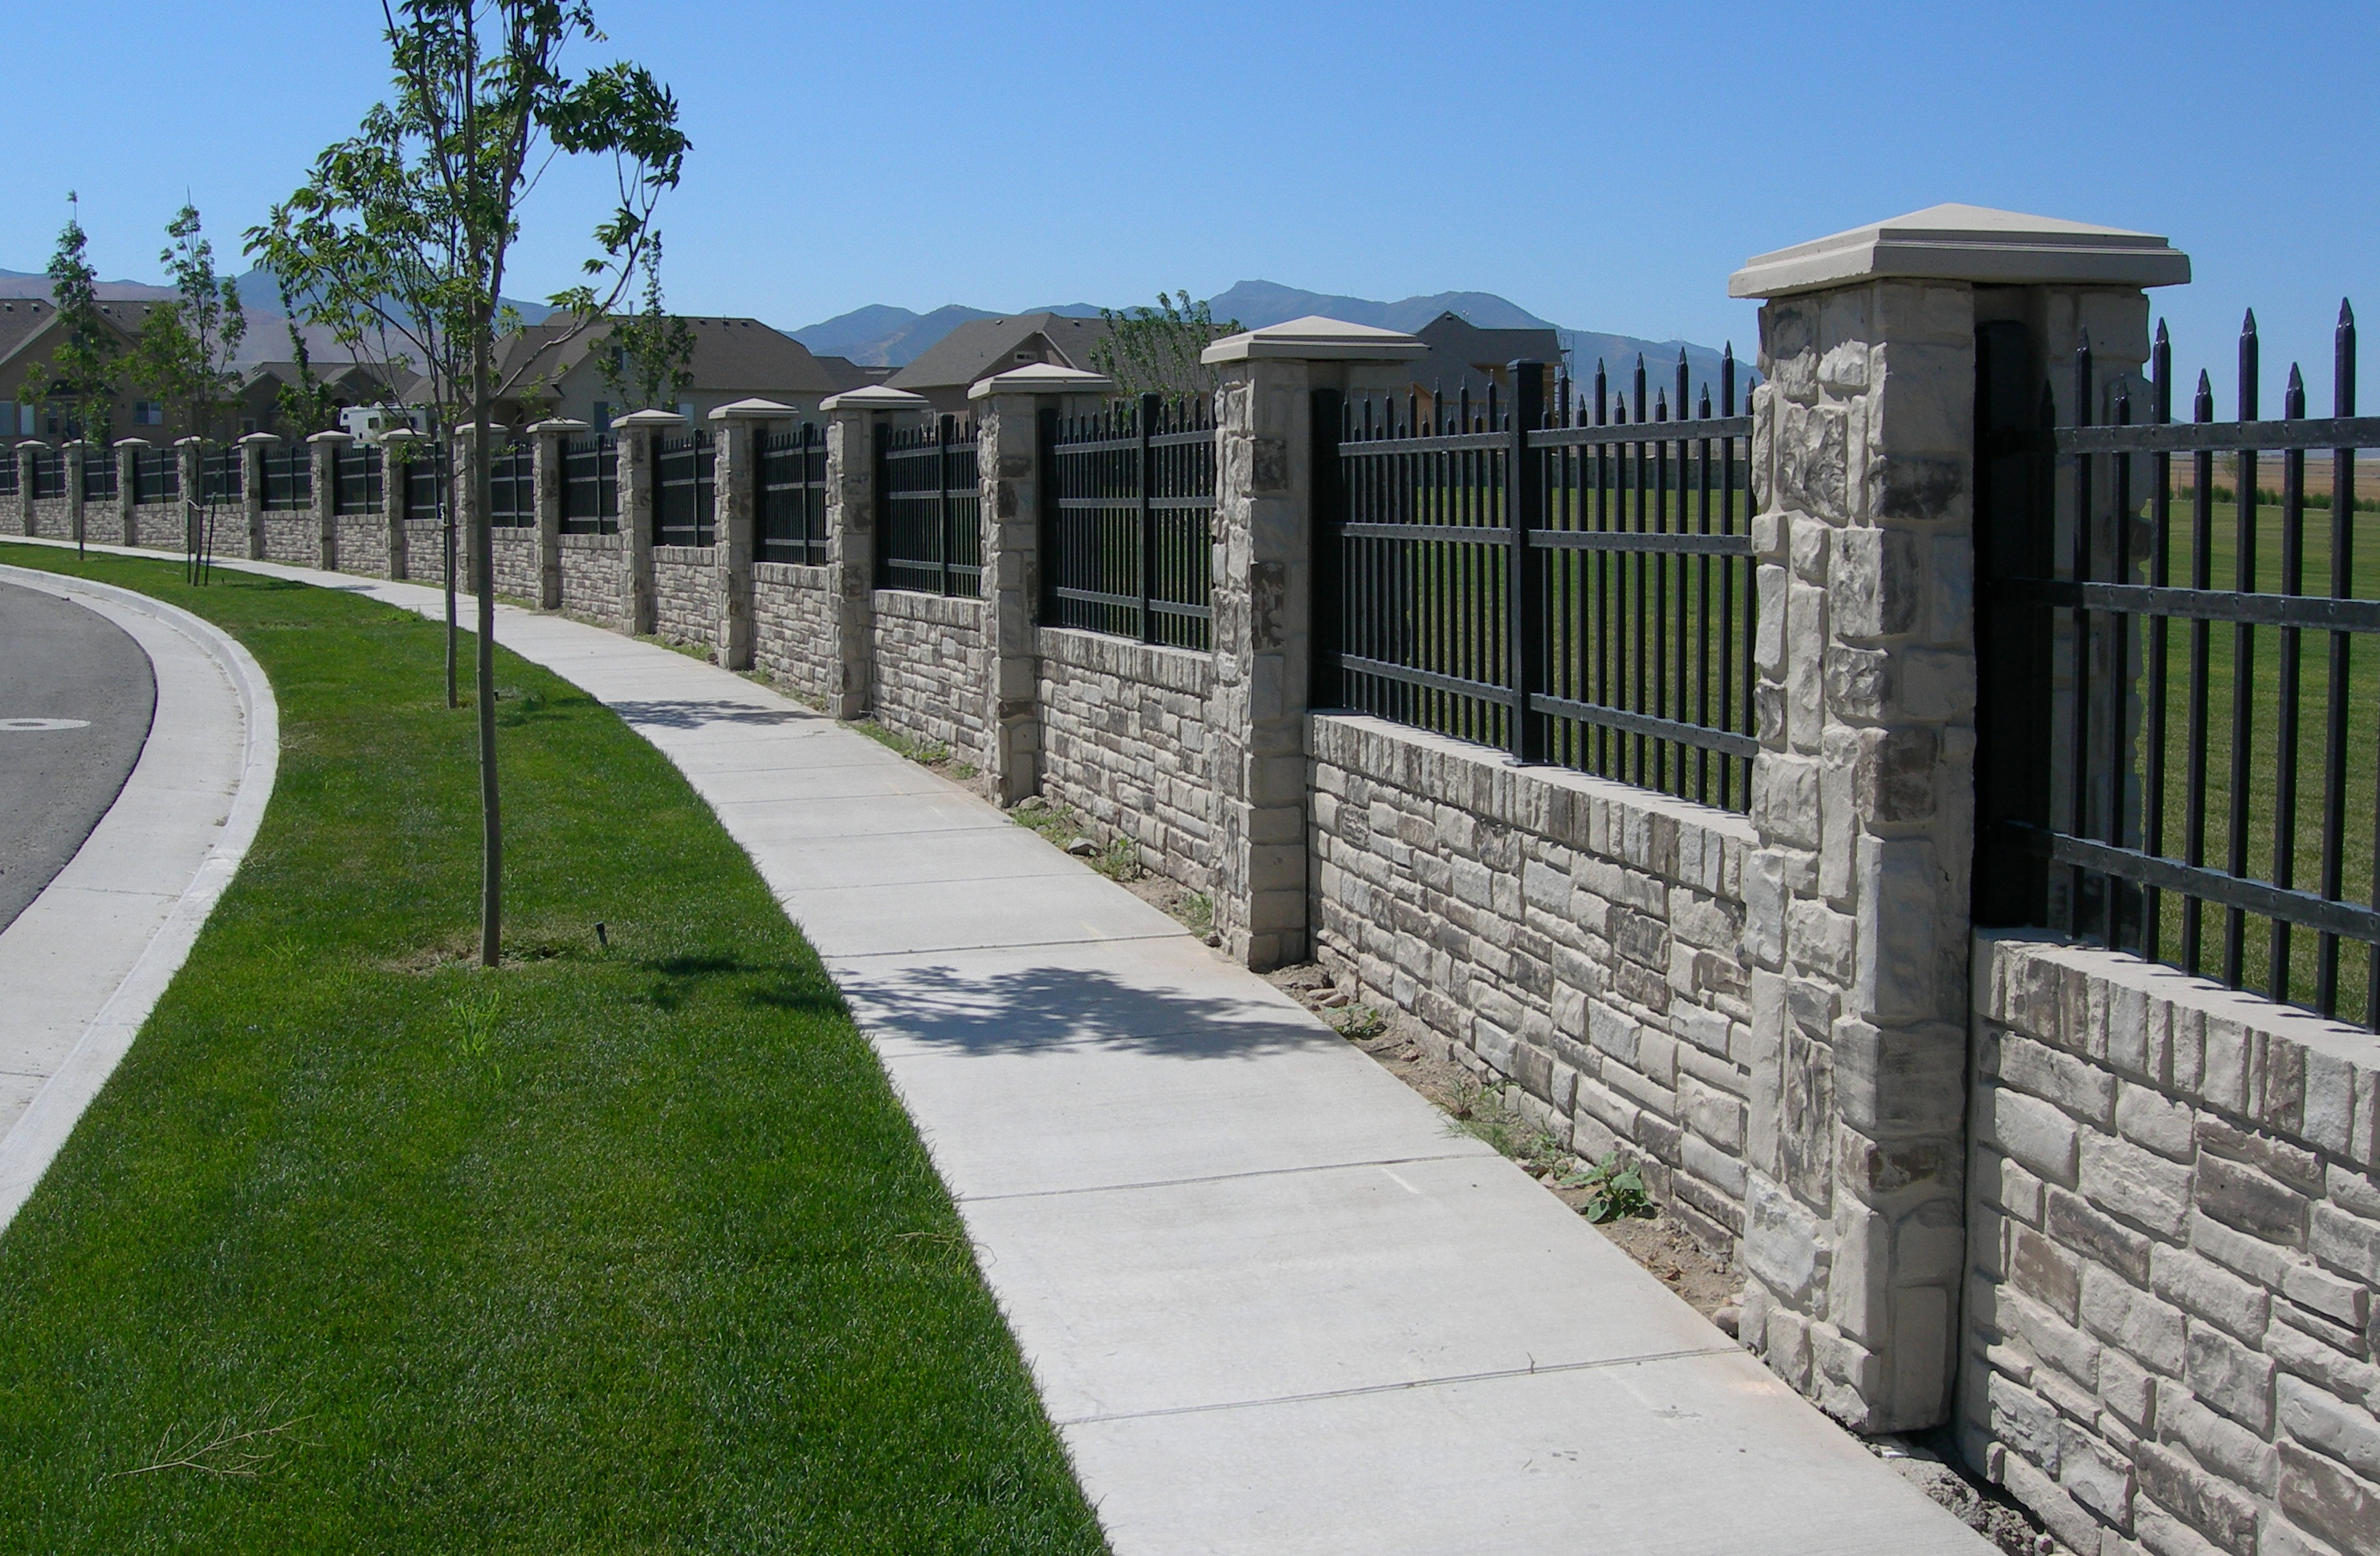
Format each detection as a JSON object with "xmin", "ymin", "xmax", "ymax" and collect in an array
[
  {"xmin": 0, "ymin": 265, "xmax": 558, "ymax": 328},
  {"xmin": 790, "ymin": 281, "xmax": 1751, "ymax": 404}
]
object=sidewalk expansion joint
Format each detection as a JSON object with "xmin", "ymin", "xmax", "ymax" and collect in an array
[
  {"xmin": 954, "ymin": 1151, "xmax": 1485, "ymax": 1204},
  {"xmin": 825, "ymin": 929, "xmax": 1190, "ymax": 961}
]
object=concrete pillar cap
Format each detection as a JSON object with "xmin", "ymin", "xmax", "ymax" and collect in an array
[
  {"xmin": 1200, "ymin": 315, "xmax": 1428, "ymax": 365},
  {"xmin": 307, "ymin": 430, "xmax": 355, "ymax": 446},
  {"xmin": 379, "ymin": 427, "xmax": 425, "ymax": 446},
  {"xmin": 707, "ymin": 397, "xmax": 795, "ymax": 422},
  {"xmin": 112, "ymin": 438, "xmax": 152, "ymax": 450},
  {"xmin": 173, "ymin": 436, "xmax": 208, "ymax": 449},
  {"xmin": 238, "ymin": 432, "xmax": 282, "ymax": 446},
  {"xmin": 969, "ymin": 364, "xmax": 1114, "ymax": 401},
  {"xmin": 820, "ymin": 385, "xmax": 930, "ymax": 413},
  {"xmin": 14, "ymin": 439, "xmax": 49, "ymax": 450},
  {"xmin": 527, "ymin": 418, "xmax": 589, "ymax": 435},
  {"xmin": 1728, "ymin": 202, "xmax": 2191, "ymax": 299},
  {"xmin": 610, "ymin": 407, "xmax": 687, "ymax": 430}
]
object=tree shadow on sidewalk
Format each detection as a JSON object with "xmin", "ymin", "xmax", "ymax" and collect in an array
[{"xmin": 837, "ymin": 959, "xmax": 1328, "ymax": 1061}]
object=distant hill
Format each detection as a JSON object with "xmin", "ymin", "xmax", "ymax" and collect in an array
[
  {"xmin": 789, "ymin": 282, "xmax": 1751, "ymax": 402},
  {"xmin": 0, "ymin": 265, "xmax": 556, "ymax": 327}
]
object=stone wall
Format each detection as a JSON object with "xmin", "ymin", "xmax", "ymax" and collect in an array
[
  {"xmin": 653, "ymin": 547, "xmax": 715, "ymax": 647},
  {"xmin": 132, "ymin": 503, "xmax": 183, "ymax": 550},
  {"xmin": 559, "ymin": 533, "xmax": 623, "ymax": 627},
  {"xmin": 870, "ymin": 587, "xmax": 988, "ymax": 764},
  {"xmin": 402, "ymin": 519, "xmax": 446, "ymax": 585},
  {"xmin": 261, "ymin": 514, "xmax": 317, "ymax": 565},
  {"xmin": 753, "ymin": 564, "xmax": 836, "ymax": 706},
  {"xmin": 1037, "ymin": 625, "xmax": 1218, "ymax": 892},
  {"xmin": 490, "ymin": 528, "xmax": 539, "ymax": 601},
  {"xmin": 29, "ymin": 498, "xmax": 71, "ymax": 540},
  {"xmin": 336, "ymin": 515, "xmax": 389, "ymax": 578},
  {"xmin": 1964, "ymin": 934, "xmax": 2380, "ymax": 1556},
  {"xmin": 1310, "ymin": 713, "xmax": 1757, "ymax": 1252}
]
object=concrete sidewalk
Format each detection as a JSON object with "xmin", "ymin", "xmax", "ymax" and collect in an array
[{"xmin": 2, "ymin": 540, "xmax": 1988, "ymax": 1554}]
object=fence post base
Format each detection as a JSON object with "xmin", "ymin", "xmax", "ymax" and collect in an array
[
  {"xmin": 821, "ymin": 387, "xmax": 929, "ymax": 720},
  {"xmin": 612, "ymin": 409, "xmax": 682, "ymax": 637},
  {"xmin": 529, "ymin": 418, "xmax": 582, "ymax": 611},
  {"xmin": 309, "ymin": 430, "xmax": 350, "ymax": 572},
  {"xmin": 114, "ymin": 440, "xmax": 141, "ymax": 546},
  {"xmin": 709, "ymin": 401, "xmax": 788, "ymax": 672},
  {"xmin": 239, "ymin": 434, "xmax": 275, "ymax": 561}
]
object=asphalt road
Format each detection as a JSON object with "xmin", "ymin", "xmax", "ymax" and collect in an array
[{"xmin": 0, "ymin": 580, "xmax": 157, "ymax": 933}]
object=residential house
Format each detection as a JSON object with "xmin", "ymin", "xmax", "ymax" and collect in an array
[
  {"xmin": 486, "ymin": 315, "xmax": 846, "ymax": 433},
  {"xmin": 0, "ymin": 297, "xmax": 185, "ymax": 442},
  {"xmin": 1405, "ymin": 311, "xmax": 1564, "ymax": 411},
  {"xmin": 883, "ymin": 312, "xmax": 1113, "ymax": 415},
  {"xmin": 234, "ymin": 360, "xmax": 406, "ymax": 438}
]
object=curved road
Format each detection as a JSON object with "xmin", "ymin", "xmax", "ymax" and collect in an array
[{"xmin": 0, "ymin": 580, "xmax": 156, "ymax": 932}]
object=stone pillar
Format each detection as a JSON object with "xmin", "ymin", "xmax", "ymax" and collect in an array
[
  {"xmin": 381, "ymin": 429, "xmax": 422, "ymax": 580},
  {"xmin": 450, "ymin": 423, "xmax": 489, "ymax": 597},
  {"xmin": 528, "ymin": 418, "xmax": 584, "ymax": 610},
  {"xmin": 819, "ymin": 386, "xmax": 929, "ymax": 718},
  {"xmin": 174, "ymin": 438, "xmax": 204, "ymax": 560},
  {"xmin": 113, "ymin": 439, "xmax": 143, "ymax": 545},
  {"xmin": 309, "ymin": 430, "xmax": 351, "ymax": 572},
  {"xmin": 968, "ymin": 365, "xmax": 1116, "ymax": 804},
  {"xmin": 708, "ymin": 397, "xmax": 793, "ymax": 670},
  {"xmin": 62, "ymin": 441, "xmax": 86, "ymax": 547},
  {"xmin": 1201, "ymin": 318, "xmax": 1428, "ymax": 971},
  {"xmin": 14, "ymin": 442, "xmax": 38, "ymax": 535},
  {"xmin": 612, "ymin": 408, "xmax": 682, "ymax": 636},
  {"xmin": 239, "ymin": 433, "xmax": 276, "ymax": 560},
  {"xmin": 1725, "ymin": 206, "xmax": 2190, "ymax": 1433}
]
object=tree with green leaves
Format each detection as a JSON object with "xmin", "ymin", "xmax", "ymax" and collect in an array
[
  {"xmin": 1088, "ymin": 291, "xmax": 1241, "ymax": 401},
  {"xmin": 598, "ymin": 236, "xmax": 692, "ymax": 413},
  {"xmin": 18, "ymin": 198, "xmax": 120, "ymax": 554},
  {"xmin": 124, "ymin": 203, "xmax": 249, "ymax": 582},
  {"xmin": 250, "ymin": 0, "xmax": 688, "ymax": 969}
]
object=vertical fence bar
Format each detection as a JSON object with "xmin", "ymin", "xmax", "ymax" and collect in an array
[
  {"xmin": 2068, "ymin": 336, "xmax": 2095, "ymax": 937},
  {"xmin": 2270, "ymin": 364, "xmax": 2308, "ymax": 1002},
  {"xmin": 2183, "ymin": 371, "xmax": 2215, "ymax": 973},
  {"xmin": 2142, "ymin": 324, "xmax": 2174, "ymax": 964},
  {"xmin": 1138, "ymin": 391, "xmax": 1158, "ymax": 643},
  {"xmin": 2319, "ymin": 303, "xmax": 2357, "ymax": 1018},
  {"xmin": 2224, "ymin": 312, "xmax": 2260, "ymax": 986},
  {"xmin": 1508, "ymin": 361, "xmax": 1545, "ymax": 761},
  {"xmin": 2108, "ymin": 381, "xmax": 2133, "ymax": 951},
  {"xmin": 935, "ymin": 414, "xmax": 953, "ymax": 599},
  {"xmin": 1312, "ymin": 387, "xmax": 1346, "ymax": 709}
]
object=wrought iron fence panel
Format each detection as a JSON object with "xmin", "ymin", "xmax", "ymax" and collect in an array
[
  {"xmin": 1322, "ymin": 353, "xmax": 1755, "ymax": 811},
  {"xmin": 30, "ymin": 449, "xmax": 64, "ymax": 499},
  {"xmin": 654, "ymin": 431, "xmax": 715, "ymax": 547},
  {"xmin": 757, "ymin": 422, "xmax": 828, "ymax": 565},
  {"xmin": 199, "ymin": 446, "xmax": 241, "ymax": 503},
  {"xmin": 562, "ymin": 435, "xmax": 617, "ymax": 533},
  {"xmin": 1974, "ymin": 305, "xmax": 2380, "ymax": 1028},
  {"xmin": 0, "ymin": 454, "xmax": 15, "ymax": 498},
  {"xmin": 488, "ymin": 440, "xmax": 535, "ymax": 527},
  {"xmin": 400, "ymin": 444, "xmax": 450, "ymax": 523},
  {"xmin": 132, "ymin": 447, "xmax": 179, "ymax": 503},
  {"xmin": 332, "ymin": 443, "xmax": 382, "ymax": 515},
  {"xmin": 875, "ymin": 414, "xmax": 980, "ymax": 597},
  {"xmin": 82, "ymin": 451, "xmax": 117, "ymax": 502},
  {"xmin": 1041, "ymin": 393, "xmax": 1215, "ymax": 649},
  {"xmin": 261, "ymin": 444, "xmax": 311, "ymax": 511}
]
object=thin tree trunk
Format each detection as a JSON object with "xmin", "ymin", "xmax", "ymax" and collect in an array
[
  {"xmin": 474, "ymin": 332, "xmax": 501, "ymax": 968},
  {"xmin": 445, "ymin": 446, "xmax": 459, "ymax": 707}
]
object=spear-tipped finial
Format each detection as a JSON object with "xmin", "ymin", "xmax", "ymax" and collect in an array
[
  {"xmin": 2242, "ymin": 308, "xmax": 2258, "ymax": 338},
  {"xmin": 2154, "ymin": 319, "xmax": 2169, "ymax": 347},
  {"xmin": 2342, "ymin": 299, "xmax": 2356, "ymax": 328},
  {"xmin": 2287, "ymin": 362, "xmax": 2306, "ymax": 415}
]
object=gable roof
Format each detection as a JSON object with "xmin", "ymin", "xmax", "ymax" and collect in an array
[
  {"xmin": 885, "ymin": 312, "xmax": 1112, "ymax": 392},
  {"xmin": 497, "ymin": 315, "xmax": 842, "ymax": 400},
  {"xmin": 1412, "ymin": 311, "xmax": 1563, "ymax": 370}
]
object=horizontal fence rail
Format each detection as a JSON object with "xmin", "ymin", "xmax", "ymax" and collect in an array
[
  {"xmin": 654, "ymin": 431, "xmax": 714, "ymax": 548},
  {"xmin": 199, "ymin": 446, "xmax": 241, "ymax": 503},
  {"xmin": 132, "ymin": 446, "xmax": 179, "ymax": 503},
  {"xmin": 400, "ymin": 444, "xmax": 448, "ymax": 524},
  {"xmin": 489, "ymin": 440, "xmax": 535, "ymax": 528},
  {"xmin": 756, "ymin": 422, "xmax": 827, "ymax": 565},
  {"xmin": 30, "ymin": 449, "xmax": 64, "ymax": 499},
  {"xmin": 875, "ymin": 413, "xmax": 980, "ymax": 597},
  {"xmin": 1976, "ymin": 304, "xmax": 2380, "ymax": 1028},
  {"xmin": 82, "ymin": 450, "xmax": 116, "ymax": 502},
  {"xmin": 1041, "ymin": 393, "xmax": 1216, "ymax": 650},
  {"xmin": 332, "ymin": 443, "xmax": 381, "ymax": 515},
  {"xmin": 260, "ymin": 444, "xmax": 310, "ymax": 512},
  {"xmin": 561, "ymin": 435, "xmax": 616, "ymax": 534},
  {"xmin": 1322, "ymin": 352, "xmax": 1756, "ymax": 811}
]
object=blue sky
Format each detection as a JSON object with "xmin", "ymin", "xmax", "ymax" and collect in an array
[{"xmin": 4, "ymin": 2, "xmax": 2374, "ymax": 397}]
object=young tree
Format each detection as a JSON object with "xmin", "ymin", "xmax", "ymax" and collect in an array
[
  {"xmin": 125, "ymin": 205, "xmax": 249, "ymax": 582},
  {"xmin": 251, "ymin": 0, "xmax": 687, "ymax": 969},
  {"xmin": 598, "ymin": 237, "xmax": 692, "ymax": 413},
  {"xmin": 1088, "ymin": 291, "xmax": 1241, "ymax": 402},
  {"xmin": 17, "ymin": 197, "xmax": 120, "ymax": 554}
]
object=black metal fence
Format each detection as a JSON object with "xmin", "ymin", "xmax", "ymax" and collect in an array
[
  {"xmin": 1977, "ymin": 307, "xmax": 2380, "ymax": 1028},
  {"xmin": 655, "ymin": 431, "xmax": 714, "ymax": 547},
  {"xmin": 489, "ymin": 439, "xmax": 535, "ymax": 527},
  {"xmin": 399, "ymin": 444, "xmax": 448, "ymax": 523},
  {"xmin": 82, "ymin": 450, "xmax": 116, "ymax": 502},
  {"xmin": 1041, "ymin": 393, "xmax": 1216, "ymax": 649},
  {"xmin": 875, "ymin": 414, "xmax": 979, "ymax": 596},
  {"xmin": 132, "ymin": 446, "xmax": 179, "ymax": 503},
  {"xmin": 1322, "ymin": 353, "xmax": 1757, "ymax": 810},
  {"xmin": 199, "ymin": 446, "xmax": 241, "ymax": 503},
  {"xmin": 332, "ymin": 443, "xmax": 381, "ymax": 515},
  {"xmin": 30, "ymin": 448, "xmax": 64, "ymax": 499},
  {"xmin": 757, "ymin": 422, "xmax": 828, "ymax": 565},
  {"xmin": 261, "ymin": 444, "xmax": 311, "ymax": 511},
  {"xmin": 0, "ymin": 454, "xmax": 15, "ymax": 498},
  {"xmin": 562, "ymin": 435, "xmax": 616, "ymax": 534}
]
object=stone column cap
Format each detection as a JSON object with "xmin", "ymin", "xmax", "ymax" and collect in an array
[
  {"xmin": 821, "ymin": 385, "xmax": 930, "ymax": 413},
  {"xmin": 14, "ymin": 439, "xmax": 49, "ymax": 450},
  {"xmin": 1201, "ymin": 315, "xmax": 1428, "ymax": 365},
  {"xmin": 59, "ymin": 440, "xmax": 90, "ymax": 453},
  {"xmin": 306, "ymin": 429, "xmax": 355, "ymax": 446},
  {"xmin": 379, "ymin": 426, "xmax": 426, "ymax": 446},
  {"xmin": 112, "ymin": 437, "xmax": 152, "ymax": 450},
  {"xmin": 238, "ymin": 432, "xmax": 283, "ymax": 447},
  {"xmin": 173, "ymin": 436, "xmax": 209, "ymax": 449},
  {"xmin": 610, "ymin": 407, "xmax": 687, "ymax": 430},
  {"xmin": 1728, "ymin": 203, "xmax": 2192, "ymax": 299},
  {"xmin": 527, "ymin": 418, "xmax": 589, "ymax": 435},
  {"xmin": 707, "ymin": 397, "xmax": 795, "ymax": 422},
  {"xmin": 969, "ymin": 364, "xmax": 1114, "ymax": 401}
]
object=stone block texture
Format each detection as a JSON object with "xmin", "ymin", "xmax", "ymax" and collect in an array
[
  {"xmin": 131, "ymin": 503, "xmax": 185, "ymax": 550},
  {"xmin": 29, "ymin": 497, "xmax": 73, "ymax": 540},
  {"xmin": 491, "ymin": 530, "xmax": 540, "ymax": 602},
  {"xmin": 653, "ymin": 547, "xmax": 717, "ymax": 649},
  {"xmin": 261, "ymin": 515, "xmax": 316, "ymax": 565},
  {"xmin": 1966, "ymin": 934, "xmax": 2380, "ymax": 1556},
  {"xmin": 753, "ymin": 564, "xmax": 837, "ymax": 706},
  {"xmin": 336, "ymin": 515, "xmax": 389, "ymax": 578},
  {"xmin": 870, "ymin": 588, "xmax": 988, "ymax": 765},
  {"xmin": 1038, "ymin": 625, "xmax": 1219, "ymax": 894},
  {"xmin": 559, "ymin": 535, "xmax": 626, "ymax": 629},
  {"xmin": 1310, "ymin": 714, "xmax": 1755, "ymax": 1253}
]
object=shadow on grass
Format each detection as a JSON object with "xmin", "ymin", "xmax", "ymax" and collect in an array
[
  {"xmin": 636, "ymin": 951, "xmax": 844, "ymax": 1019},
  {"xmin": 839, "ymin": 961, "xmax": 1327, "ymax": 1060}
]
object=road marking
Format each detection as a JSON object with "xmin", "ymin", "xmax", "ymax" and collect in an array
[{"xmin": 0, "ymin": 718, "xmax": 90, "ymax": 731}]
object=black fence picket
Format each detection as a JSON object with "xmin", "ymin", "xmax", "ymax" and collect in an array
[
  {"xmin": 0, "ymin": 454, "xmax": 16, "ymax": 498},
  {"xmin": 132, "ymin": 446, "xmax": 179, "ymax": 503},
  {"xmin": 82, "ymin": 450, "xmax": 117, "ymax": 502},
  {"xmin": 489, "ymin": 440, "xmax": 535, "ymax": 527},
  {"xmin": 757, "ymin": 422, "xmax": 828, "ymax": 564},
  {"xmin": 655, "ymin": 431, "xmax": 715, "ymax": 547},
  {"xmin": 332, "ymin": 443, "xmax": 382, "ymax": 515},
  {"xmin": 562, "ymin": 435, "xmax": 617, "ymax": 534},
  {"xmin": 199, "ymin": 446, "xmax": 241, "ymax": 503},
  {"xmin": 261, "ymin": 444, "xmax": 311, "ymax": 511},
  {"xmin": 1041, "ymin": 393, "xmax": 1215, "ymax": 649},
  {"xmin": 400, "ymin": 443, "xmax": 448, "ymax": 523},
  {"xmin": 875, "ymin": 414, "xmax": 980, "ymax": 597},
  {"xmin": 30, "ymin": 448, "xmax": 65, "ymax": 499}
]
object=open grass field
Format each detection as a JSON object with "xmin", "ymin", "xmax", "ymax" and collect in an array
[{"xmin": 0, "ymin": 544, "xmax": 1106, "ymax": 1554}]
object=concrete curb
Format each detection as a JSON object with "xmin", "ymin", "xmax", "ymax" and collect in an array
[{"xmin": 0, "ymin": 564, "xmax": 279, "ymax": 1236}]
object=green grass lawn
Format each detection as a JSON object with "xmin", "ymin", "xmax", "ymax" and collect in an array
[{"xmin": 0, "ymin": 544, "xmax": 1106, "ymax": 1554}]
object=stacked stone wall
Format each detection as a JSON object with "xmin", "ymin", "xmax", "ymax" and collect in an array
[
  {"xmin": 403, "ymin": 519, "xmax": 447, "ymax": 585},
  {"xmin": 559, "ymin": 533, "xmax": 622, "ymax": 627},
  {"xmin": 336, "ymin": 516, "xmax": 389, "ymax": 577},
  {"xmin": 753, "ymin": 564, "xmax": 836, "ymax": 705},
  {"xmin": 1965, "ymin": 935, "xmax": 2380, "ymax": 1556},
  {"xmin": 1037, "ymin": 625, "xmax": 1217, "ymax": 892},
  {"xmin": 29, "ymin": 498, "xmax": 72, "ymax": 539},
  {"xmin": 653, "ymin": 547, "xmax": 715, "ymax": 647},
  {"xmin": 489, "ymin": 529, "xmax": 539, "ymax": 601},
  {"xmin": 132, "ymin": 503, "xmax": 183, "ymax": 550},
  {"xmin": 261, "ymin": 514, "xmax": 316, "ymax": 564},
  {"xmin": 870, "ymin": 588, "xmax": 988, "ymax": 764},
  {"xmin": 1309, "ymin": 713, "xmax": 1755, "ymax": 1253}
]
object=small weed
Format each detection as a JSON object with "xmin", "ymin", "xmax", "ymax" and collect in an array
[
  {"xmin": 1009, "ymin": 796, "xmax": 1082, "ymax": 846},
  {"xmin": 1331, "ymin": 1004, "xmax": 1387, "ymax": 1040},
  {"xmin": 449, "ymin": 984, "xmax": 503, "ymax": 1081},
  {"xmin": 849, "ymin": 719, "xmax": 975, "ymax": 777},
  {"xmin": 1178, "ymin": 891, "xmax": 1214, "ymax": 935},
  {"xmin": 1091, "ymin": 837, "xmax": 1145, "ymax": 882},
  {"xmin": 1564, "ymin": 1152, "xmax": 1655, "ymax": 1224},
  {"xmin": 1443, "ymin": 1077, "xmax": 1567, "ymax": 1173}
]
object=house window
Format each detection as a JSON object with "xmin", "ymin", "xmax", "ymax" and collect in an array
[
  {"xmin": 0, "ymin": 404, "xmax": 15, "ymax": 436},
  {"xmin": 133, "ymin": 401, "xmax": 164, "ymax": 426},
  {"xmin": 1013, "ymin": 351, "xmax": 1037, "ymax": 362},
  {"xmin": 676, "ymin": 401, "xmax": 695, "ymax": 423},
  {"xmin": 593, "ymin": 401, "xmax": 610, "ymax": 430}
]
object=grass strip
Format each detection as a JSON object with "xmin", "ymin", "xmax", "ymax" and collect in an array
[{"xmin": 0, "ymin": 544, "xmax": 1106, "ymax": 1554}]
